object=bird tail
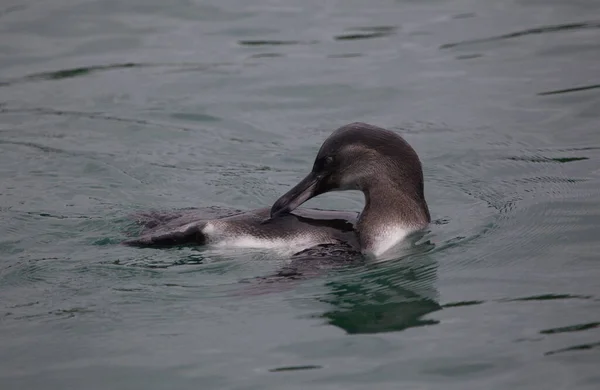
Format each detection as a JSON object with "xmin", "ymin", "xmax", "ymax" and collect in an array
[{"xmin": 122, "ymin": 221, "xmax": 206, "ymax": 247}]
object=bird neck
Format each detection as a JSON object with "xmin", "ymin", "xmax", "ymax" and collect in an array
[{"xmin": 356, "ymin": 180, "xmax": 430, "ymax": 256}]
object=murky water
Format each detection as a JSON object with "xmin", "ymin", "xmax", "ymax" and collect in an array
[{"xmin": 1, "ymin": 0, "xmax": 600, "ymax": 388}]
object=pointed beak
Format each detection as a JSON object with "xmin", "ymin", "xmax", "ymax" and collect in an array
[{"xmin": 270, "ymin": 172, "xmax": 321, "ymax": 218}]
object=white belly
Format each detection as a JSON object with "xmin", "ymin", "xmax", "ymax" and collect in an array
[
  {"xmin": 364, "ymin": 225, "xmax": 411, "ymax": 258},
  {"xmin": 201, "ymin": 222, "xmax": 331, "ymax": 254}
]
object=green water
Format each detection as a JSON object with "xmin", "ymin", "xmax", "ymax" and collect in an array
[{"xmin": 1, "ymin": 0, "xmax": 599, "ymax": 389}]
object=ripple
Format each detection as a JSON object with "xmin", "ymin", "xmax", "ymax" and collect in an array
[
  {"xmin": 506, "ymin": 294, "xmax": 592, "ymax": 302},
  {"xmin": 315, "ymin": 251, "xmax": 441, "ymax": 334},
  {"xmin": 0, "ymin": 4, "xmax": 26, "ymax": 18},
  {"xmin": 50, "ymin": 307, "xmax": 94, "ymax": 318},
  {"xmin": 8, "ymin": 301, "xmax": 40, "ymax": 309},
  {"xmin": 107, "ymin": 252, "xmax": 206, "ymax": 269},
  {"xmin": 440, "ymin": 20, "xmax": 600, "ymax": 49},
  {"xmin": 0, "ymin": 62, "xmax": 236, "ymax": 87},
  {"xmin": 327, "ymin": 53, "xmax": 363, "ymax": 59},
  {"xmin": 442, "ymin": 300, "xmax": 485, "ymax": 308},
  {"xmin": 334, "ymin": 26, "xmax": 397, "ymax": 41},
  {"xmin": 452, "ymin": 12, "xmax": 476, "ymax": 19},
  {"xmin": 0, "ymin": 106, "xmax": 196, "ymax": 133},
  {"xmin": 0, "ymin": 257, "xmax": 65, "ymax": 288},
  {"xmin": 10, "ymin": 306, "xmax": 96, "ymax": 322},
  {"xmin": 545, "ymin": 341, "xmax": 600, "ymax": 356},
  {"xmin": 0, "ymin": 63, "xmax": 141, "ymax": 86},
  {"xmin": 268, "ymin": 365, "xmax": 322, "ymax": 373},
  {"xmin": 540, "ymin": 322, "xmax": 600, "ymax": 335},
  {"xmin": 508, "ymin": 156, "xmax": 589, "ymax": 163},
  {"xmin": 248, "ymin": 53, "xmax": 284, "ymax": 59},
  {"xmin": 238, "ymin": 40, "xmax": 317, "ymax": 46},
  {"xmin": 169, "ymin": 112, "xmax": 221, "ymax": 123},
  {"xmin": 514, "ymin": 176, "xmax": 587, "ymax": 184},
  {"xmin": 29, "ymin": 63, "xmax": 138, "ymax": 80},
  {"xmin": 0, "ymin": 138, "xmax": 149, "ymax": 188},
  {"xmin": 430, "ymin": 136, "xmax": 595, "ymax": 271},
  {"xmin": 422, "ymin": 362, "xmax": 495, "ymax": 377},
  {"xmin": 0, "ymin": 139, "xmax": 79, "ymax": 155},
  {"xmin": 538, "ymin": 83, "xmax": 600, "ymax": 96},
  {"xmin": 456, "ymin": 53, "xmax": 483, "ymax": 60}
]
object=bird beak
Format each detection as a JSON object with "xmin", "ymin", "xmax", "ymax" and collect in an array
[{"xmin": 270, "ymin": 172, "xmax": 321, "ymax": 218}]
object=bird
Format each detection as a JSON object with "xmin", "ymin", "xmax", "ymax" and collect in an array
[{"xmin": 123, "ymin": 122, "xmax": 430, "ymax": 259}]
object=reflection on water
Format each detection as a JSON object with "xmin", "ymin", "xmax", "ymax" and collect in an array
[{"xmin": 319, "ymin": 243, "xmax": 440, "ymax": 334}]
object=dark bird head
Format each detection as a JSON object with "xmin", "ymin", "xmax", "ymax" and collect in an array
[{"xmin": 270, "ymin": 122, "xmax": 426, "ymax": 219}]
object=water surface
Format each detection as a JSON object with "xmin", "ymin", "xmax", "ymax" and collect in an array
[{"xmin": 1, "ymin": 0, "xmax": 600, "ymax": 389}]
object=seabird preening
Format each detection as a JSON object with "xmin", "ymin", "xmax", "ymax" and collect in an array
[{"xmin": 123, "ymin": 122, "xmax": 430, "ymax": 259}]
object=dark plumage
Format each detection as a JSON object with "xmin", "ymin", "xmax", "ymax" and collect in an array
[{"xmin": 123, "ymin": 122, "xmax": 430, "ymax": 258}]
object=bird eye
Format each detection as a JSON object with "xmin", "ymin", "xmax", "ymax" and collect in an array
[{"xmin": 314, "ymin": 156, "xmax": 334, "ymax": 172}]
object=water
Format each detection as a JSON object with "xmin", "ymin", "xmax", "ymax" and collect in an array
[{"xmin": 1, "ymin": 0, "xmax": 599, "ymax": 388}]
